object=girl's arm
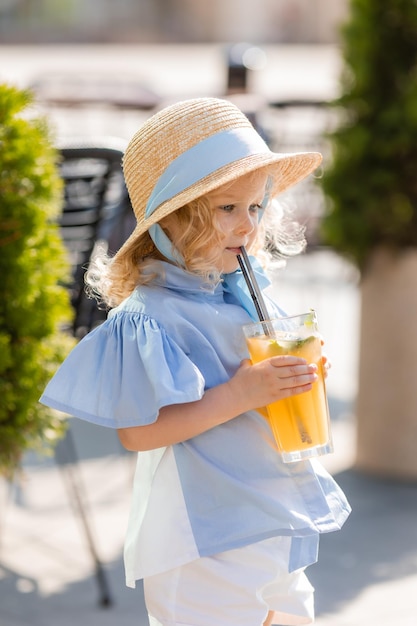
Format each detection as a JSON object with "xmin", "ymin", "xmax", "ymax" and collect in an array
[{"xmin": 117, "ymin": 356, "xmax": 317, "ymax": 451}]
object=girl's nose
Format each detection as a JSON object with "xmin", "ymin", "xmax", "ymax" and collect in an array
[{"xmin": 234, "ymin": 210, "xmax": 256, "ymax": 235}]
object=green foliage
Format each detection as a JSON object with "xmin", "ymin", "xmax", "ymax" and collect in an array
[
  {"xmin": 0, "ymin": 83, "xmax": 75, "ymax": 476},
  {"xmin": 320, "ymin": 0, "xmax": 417, "ymax": 270}
]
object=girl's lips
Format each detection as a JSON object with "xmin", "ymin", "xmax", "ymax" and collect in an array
[{"xmin": 226, "ymin": 247, "xmax": 242, "ymax": 255}]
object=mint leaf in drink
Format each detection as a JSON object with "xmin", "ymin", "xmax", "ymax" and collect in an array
[{"xmin": 294, "ymin": 335, "xmax": 316, "ymax": 349}]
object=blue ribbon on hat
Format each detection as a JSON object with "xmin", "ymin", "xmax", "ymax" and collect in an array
[{"xmin": 145, "ymin": 127, "xmax": 270, "ymax": 218}]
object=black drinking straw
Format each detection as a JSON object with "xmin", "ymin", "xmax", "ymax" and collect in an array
[{"xmin": 237, "ymin": 246, "xmax": 271, "ymax": 330}]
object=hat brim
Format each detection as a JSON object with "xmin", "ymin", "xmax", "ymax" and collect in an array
[{"xmin": 114, "ymin": 149, "xmax": 322, "ymax": 264}]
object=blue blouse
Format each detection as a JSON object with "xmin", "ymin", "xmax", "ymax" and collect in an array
[{"xmin": 40, "ymin": 261, "xmax": 351, "ymax": 586}]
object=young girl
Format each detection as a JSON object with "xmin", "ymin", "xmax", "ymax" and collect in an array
[{"xmin": 41, "ymin": 97, "xmax": 350, "ymax": 626}]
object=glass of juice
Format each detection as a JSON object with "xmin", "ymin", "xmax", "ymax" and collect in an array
[{"xmin": 243, "ymin": 311, "xmax": 333, "ymax": 463}]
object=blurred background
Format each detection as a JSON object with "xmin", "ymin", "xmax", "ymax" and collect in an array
[
  {"xmin": 0, "ymin": 0, "xmax": 346, "ymax": 44},
  {"xmin": 1, "ymin": 2, "xmax": 417, "ymax": 626}
]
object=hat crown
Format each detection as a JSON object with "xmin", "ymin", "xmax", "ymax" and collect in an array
[{"xmin": 123, "ymin": 98, "xmax": 253, "ymax": 221}]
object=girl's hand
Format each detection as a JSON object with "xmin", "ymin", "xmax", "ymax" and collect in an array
[{"xmin": 229, "ymin": 356, "xmax": 318, "ymax": 413}]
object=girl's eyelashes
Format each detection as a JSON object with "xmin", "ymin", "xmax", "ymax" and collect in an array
[{"xmin": 218, "ymin": 203, "xmax": 262, "ymax": 213}]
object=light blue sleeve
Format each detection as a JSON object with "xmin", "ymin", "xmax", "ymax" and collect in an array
[{"xmin": 39, "ymin": 312, "xmax": 206, "ymax": 428}]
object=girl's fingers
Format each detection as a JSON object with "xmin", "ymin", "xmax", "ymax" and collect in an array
[
  {"xmin": 269, "ymin": 355, "xmax": 308, "ymax": 368},
  {"xmin": 274, "ymin": 362, "xmax": 318, "ymax": 380},
  {"xmin": 322, "ymin": 354, "xmax": 331, "ymax": 378},
  {"xmin": 280, "ymin": 373, "xmax": 317, "ymax": 391},
  {"xmin": 283, "ymin": 382, "xmax": 314, "ymax": 396}
]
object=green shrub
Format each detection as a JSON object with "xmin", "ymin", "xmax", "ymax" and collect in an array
[
  {"xmin": 0, "ymin": 83, "xmax": 75, "ymax": 476},
  {"xmin": 321, "ymin": 0, "xmax": 417, "ymax": 270}
]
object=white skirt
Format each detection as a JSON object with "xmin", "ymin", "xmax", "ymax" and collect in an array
[{"xmin": 144, "ymin": 536, "xmax": 315, "ymax": 626}]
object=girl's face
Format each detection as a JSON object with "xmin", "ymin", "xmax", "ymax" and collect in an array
[{"xmin": 207, "ymin": 171, "xmax": 268, "ymax": 273}]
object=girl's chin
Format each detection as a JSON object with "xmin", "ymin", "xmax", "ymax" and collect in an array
[{"xmin": 220, "ymin": 249, "xmax": 242, "ymax": 274}]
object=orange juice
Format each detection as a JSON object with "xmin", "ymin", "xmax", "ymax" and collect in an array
[{"xmin": 243, "ymin": 313, "xmax": 333, "ymax": 462}]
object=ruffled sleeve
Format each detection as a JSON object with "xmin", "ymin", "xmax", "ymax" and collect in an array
[{"xmin": 40, "ymin": 312, "xmax": 206, "ymax": 428}]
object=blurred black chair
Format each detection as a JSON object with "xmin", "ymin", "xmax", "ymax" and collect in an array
[
  {"xmin": 57, "ymin": 137, "xmax": 134, "ymax": 338},
  {"xmin": 54, "ymin": 138, "xmax": 135, "ymax": 607}
]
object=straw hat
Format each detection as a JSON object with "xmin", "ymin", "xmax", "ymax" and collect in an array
[{"xmin": 116, "ymin": 97, "xmax": 322, "ymax": 262}]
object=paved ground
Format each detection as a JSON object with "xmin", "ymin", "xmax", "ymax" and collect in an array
[{"xmin": 1, "ymin": 44, "xmax": 417, "ymax": 626}]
